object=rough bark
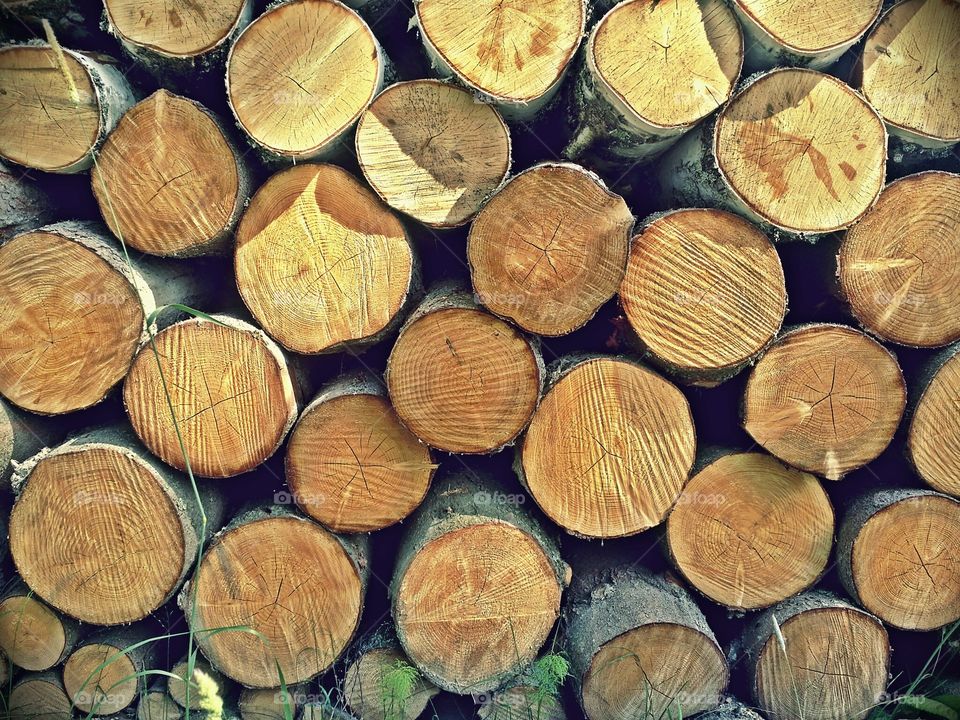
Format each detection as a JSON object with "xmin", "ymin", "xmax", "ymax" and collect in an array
[
  {"xmin": 564, "ymin": 564, "xmax": 727, "ymax": 720},
  {"xmin": 0, "ymin": 160, "xmax": 54, "ymax": 239}
]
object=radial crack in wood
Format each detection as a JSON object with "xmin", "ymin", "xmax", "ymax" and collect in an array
[
  {"xmin": 234, "ymin": 163, "xmax": 416, "ymax": 355},
  {"xmin": 743, "ymin": 324, "xmax": 906, "ymax": 480}
]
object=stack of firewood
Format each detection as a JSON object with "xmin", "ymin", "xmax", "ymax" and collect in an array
[{"xmin": 0, "ymin": 0, "xmax": 958, "ymax": 718}]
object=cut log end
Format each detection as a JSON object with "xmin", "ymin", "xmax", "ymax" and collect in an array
[
  {"xmin": 356, "ymin": 80, "xmax": 511, "ymax": 228},
  {"xmin": 192, "ymin": 515, "xmax": 364, "ymax": 687},
  {"xmin": 63, "ymin": 642, "xmax": 138, "ymax": 715},
  {"xmin": 286, "ymin": 389, "xmax": 434, "ymax": 533},
  {"xmin": 0, "ymin": 593, "xmax": 70, "ymax": 671},
  {"xmin": 105, "ymin": 0, "xmax": 249, "ymax": 58},
  {"xmin": 92, "ymin": 90, "xmax": 248, "ymax": 257},
  {"xmin": 743, "ymin": 324, "xmax": 906, "ymax": 480},
  {"xmin": 839, "ymin": 171, "xmax": 960, "ymax": 347},
  {"xmin": 344, "ymin": 646, "xmax": 440, "ymax": 720},
  {"xmin": 0, "ymin": 46, "xmax": 99, "ymax": 172},
  {"xmin": 522, "ymin": 357, "xmax": 695, "ymax": 538},
  {"xmin": 583, "ymin": 624, "xmax": 727, "ymax": 720},
  {"xmin": 734, "ymin": 0, "xmax": 881, "ymax": 56},
  {"xmin": 592, "ymin": 0, "xmax": 741, "ymax": 129},
  {"xmin": 843, "ymin": 491, "xmax": 960, "ymax": 630},
  {"xmin": 10, "ymin": 445, "xmax": 191, "ymax": 624},
  {"xmin": 416, "ymin": 0, "xmax": 584, "ymax": 106},
  {"xmin": 909, "ymin": 347, "xmax": 960, "ymax": 497},
  {"xmin": 620, "ymin": 208, "xmax": 786, "ymax": 384},
  {"xmin": 667, "ymin": 452, "xmax": 834, "ymax": 610},
  {"xmin": 137, "ymin": 691, "xmax": 183, "ymax": 720},
  {"xmin": 235, "ymin": 163, "xmax": 414, "ymax": 354},
  {"xmin": 0, "ymin": 227, "xmax": 145, "ymax": 414},
  {"xmin": 468, "ymin": 163, "xmax": 633, "ymax": 336},
  {"xmin": 749, "ymin": 595, "xmax": 889, "ymax": 720},
  {"xmin": 124, "ymin": 316, "xmax": 298, "ymax": 478},
  {"xmin": 566, "ymin": 568, "xmax": 727, "ymax": 720},
  {"xmin": 715, "ymin": 69, "xmax": 886, "ymax": 233},
  {"xmin": 387, "ymin": 296, "xmax": 542, "ymax": 454},
  {"xmin": 862, "ymin": 0, "xmax": 960, "ymax": 146},
  {"xmin": 395, "ymin": 522, "xmax": 561, "ymax": 693},
  {"xmin": 227, "ymin": 0, "xmax": 381, "ymax": 159},
  {"xmin": 8, "ymin": 675, "xmax": 74, "ymax": 720}
]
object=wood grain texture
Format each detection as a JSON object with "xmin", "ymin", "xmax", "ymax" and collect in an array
[
  {"xmin": 743, "ymin": 324, "xmax": 906, "ymax": 480},
  {"xmin": 105, "ymin": 0, "xmax": 249, "ymax": 57},
  {"xmin": 733, "ymin": 0, "xmax": 880, "ymax": 52},
  {"xmin": 387, "ymin": 287, "xmax": 542, "ymax": 454},
  {"xmin": 356, "ymin": 80, "xmax": 511, "ymax": 228},
  {"xmin": 741, "ymin": 592, "xmax": 889, "ymax": 720},
  {"xmin": 92, "ymin": 90, "xmax": 250, "ymax": 257},
  {"xmin": 861, "ymin": 0, "xmax": 960, "ymax": 144},
  {"xmin": 838, "ymin": 489, "xmax": 960, "ymax": 630},
  {"xmin": 226, "ymin": 0, "xmax": 381, "ymax": 159},
  {"xmin": 468, "ymin": 163, "xmax": 633, "ymax": 336},
  {"xmin": 124, "ymin": 315, "xmax": 298, "ymax": 478},
  {"xmin": 620, "ymin": 208, "xmax": 785, "ymax": 384},
  {"xmin": 715, "ymin": 69, "xmax": 886, "ymax": 233},
  {"xmin": 839, "ymin": 171, "xmax": 960, "ymax": 347},
  {"xmin": 909, "ymin": 345, "xmax": 960, "ymax": 496},
  {"xmin": 520, "ymin": 356, "xmax": 695, "ymax": 538},
  {"xmin": 190, "ymin": 514, "xmax": 365, "ymax": 687},
  {"xmin": 285, "ymin": 377, "xmax": 435, "ymax": 533},
  {"xmin": 8, "ymin": 674, "xmax": 73, "ymax": 720},
  {"xmin": 234, "ymin": 163, "xmax": 415, "ymax": 354},
  {"xmin": 0, "ymin": 591, "xmax": 71, "ymax": 671},
  {"xmin": 667, "ymin": 452, "xmax": 833, "ymax": 609},
  {"xmin": 63, "ymin": 642, "xmax": 138, "ymax": 714},
  {"xmin": 10, "ymin": 445, "xmax": 191, "ymax": 624},
  {"xmin": 416, "ymin": 0, "xmax": 584, "ymax": 105},
  {"xmin": 0, "ymin": 227, "xmax": 145, "ymax": 414},
  {"xmin": 592, "ymin": 0, "xmax": 741, "ymax": 128}
]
